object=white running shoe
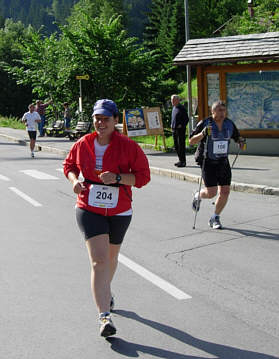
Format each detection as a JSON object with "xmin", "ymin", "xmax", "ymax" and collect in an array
[
  {"xmin": 208, "ymin": 216, "xmax": 222, "ymax": 229},
  {"xmin": 192, "ymin": 191, "xmax": 201, "ymax": 211},
  {"xmin": 99, "ymin": 314, "xmax": 116, "ymax": 337}
]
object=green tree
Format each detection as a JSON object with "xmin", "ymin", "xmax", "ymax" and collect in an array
[
  {"xmin": 59, "ymin": 12, "xmax": 157, "ymax": 110},
  {"xmin": 188, "ymin": 0, "xmax": 246, "ymax": 38},
  {"xmin": 123, "ymin": 0, "xmax": 151, "ymax": 40},
  {"xmin": 143, "ymin": 0, "xmax": 183, "ymax": 97},
  {"xmin": 0, "ymin": 19, "xmax": 32, "ymax": 116},
  {"xmin": 52, "ymin": 0, "xmax": 76, "ymax": 25},
  {"xmin": 5, "ymin": 10, "xmax": 159, "ymax": 117},
  {"xmin": 222, "ymin": 0, "xmax": 279, "ymax": 36},
  {"xmin": 68, "ymin": 0, "xmax": 127, "ymax": 28}
]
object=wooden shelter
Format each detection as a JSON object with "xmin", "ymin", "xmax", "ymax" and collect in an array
[{"xmin": 173, "ymin": 32, "xmax": 279, "ymax": 141}]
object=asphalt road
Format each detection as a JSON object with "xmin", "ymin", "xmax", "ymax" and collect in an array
[{"xmin": 1, "ymin": 138, "xmax": 279, "ymax": 359}]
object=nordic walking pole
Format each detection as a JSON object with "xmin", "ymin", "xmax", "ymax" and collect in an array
[
  {"xmin": 192, "ymin": 173, "xmax": 203, "ymax": 230},
  {"xmin": 231, "ymin": 138, "xmax": 246, "ymax": 169},
  {"xmin": 193, "ymin": 125, "xmax": 211, "ymax": 230},
  {"xmin": 230, "ymin": 147, "xmax": 240, "ymax": 169}
]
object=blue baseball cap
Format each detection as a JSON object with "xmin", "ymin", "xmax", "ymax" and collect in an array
[{"xmin": 92, "ymin": 99, "xmax": 118, "ymax": 117}]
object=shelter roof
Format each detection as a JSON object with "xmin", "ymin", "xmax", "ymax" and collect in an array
[{"xmin": 173, "ymin": 32, "xmax": 279, "ymax": 66}]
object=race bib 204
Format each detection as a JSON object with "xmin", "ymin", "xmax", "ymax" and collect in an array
[{"xmin": 88, "ymin": 184, "xmax": 119, "ymax": 208}]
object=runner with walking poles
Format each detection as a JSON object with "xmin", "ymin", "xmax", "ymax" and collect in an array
[{"xmin": 189, "ymin": 100, "xmax": 246, "ymax": 230}]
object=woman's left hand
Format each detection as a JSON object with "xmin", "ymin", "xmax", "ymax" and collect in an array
[{"xmin": 99, "ymin": 171, "xmax": 117, "ymax": 185}]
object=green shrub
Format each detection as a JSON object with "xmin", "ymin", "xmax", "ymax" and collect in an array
[{"xmin": 0, "ymin": 116, "xmax": 25, "ymax": 129}]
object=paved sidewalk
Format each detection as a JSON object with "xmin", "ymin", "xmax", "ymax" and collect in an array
[{"xmin": 0, "ymin": 127, "xmax": 278, "ymax": 196}]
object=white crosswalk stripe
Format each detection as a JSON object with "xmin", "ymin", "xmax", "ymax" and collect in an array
[
  {"xmin": 20, "ymin": 169, "xmax": 59, "ymax": 180},
  {"xmin": 9, "ymin": 187, "xmax": 42, "ymax": 207},
  {"xmin": 0, "ymin": 174, "xmax": 10, "ymax": 181},
  {"xmin": 119, "ymin": 254, "xmax": 192, "ymax": 300},
  {"xmin": 57, "ymin": 168, "xmax": 84, "ymax": 181}
]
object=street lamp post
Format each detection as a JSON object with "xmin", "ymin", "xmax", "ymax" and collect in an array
[
  {"xmin": 184, "ymin": 0, "xmax": 193, "ymax": 132},
  {"xmin": 76, "ymin": 74, "xmax": 90, "ymax": 122}
]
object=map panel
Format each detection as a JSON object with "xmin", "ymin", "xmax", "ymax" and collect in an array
[{"xmin": 226, "ymin": 71, "xmax": 279, "ymax": 129}]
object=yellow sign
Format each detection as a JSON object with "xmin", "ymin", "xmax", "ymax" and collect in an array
[{"xmin": 76, "ymin": 75, "xmax": 90, "ymax": 80}]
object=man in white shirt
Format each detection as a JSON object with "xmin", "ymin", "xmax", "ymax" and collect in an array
[{"xmin": 22, "ymin": 103, "xmax": 41, "ymax": 158}]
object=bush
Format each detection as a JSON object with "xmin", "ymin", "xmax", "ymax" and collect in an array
[{"xmin": 0, "ymin": 116, "xmax": 25, "ymax": 129}]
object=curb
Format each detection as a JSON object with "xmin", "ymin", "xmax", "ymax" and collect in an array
[
  {"xmin": 1, "ymin": 132, "xmax": 279, "ymax": 196},
  {"xmin": 150, "ymin": 166, "xmax": 279, "ymax": 196}
]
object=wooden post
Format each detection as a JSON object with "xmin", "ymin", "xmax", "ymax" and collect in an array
[
  {"xmin": 162, "ymin": 134, "xmax": 167, "ymax": 151},
  {"xmin": 197, "ymin": 65, "xmax": 205, "ymax": 122},
  {"xmin": 122, "ymin": 110, "xmax": 128, "ymax": 136}
]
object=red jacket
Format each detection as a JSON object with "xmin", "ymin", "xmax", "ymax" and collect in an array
[{"xmin": 63, "ymin": 131, "xmax": 150, "ymax": 216}]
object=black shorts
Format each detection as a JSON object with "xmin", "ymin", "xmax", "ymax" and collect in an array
[
  {"xmin": 75, "ymin": 207, "xmax": 132, "ymax": 244},
  {"xmin": 28, "ymin": 131, "xmax": 37, "ymax": 140},
  {"xmin": 202, "ymin": 159, "xmax": 231, "ymax": 187}
]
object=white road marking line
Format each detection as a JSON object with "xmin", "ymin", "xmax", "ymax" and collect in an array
[
  {"xmin": 0, "ymin": 174, "xmax": 10, "ymax": 181},
  {"xmin": 9, "ymin": 187, "xmax": 42, "ymax": 207},
  {"xmin": 20, "ymin": 169, "xmax": 59, "ymax": 180},
  {"xmin": 57, "ymin": 168, "xmax": 84, "ymax": 181},
  {"xmin": 119, "ymin": 254, "xmax": 192, "ymax": 300}
]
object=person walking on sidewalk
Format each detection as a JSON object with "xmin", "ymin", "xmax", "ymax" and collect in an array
[
  {"xmin": 35, "ymin": 99, "xmax": 52, "ymax": 137},
  {"xmin": 171, "ymin": 95, "xmax": 189, "ymax": 167},
  {"xmin": 189, "ymin": 100, "xmax": 245, "ymax": 229},
  {"xmin": 21, "ymin": 103, "xmax": 41, "ymax": 158},
  {"xmin": 63, "ymin": 99, "xmax": 150, "ymax": 337},
  {"xmin": 63, "ymin": 102, "xmax": 72, "ymax": 130}
]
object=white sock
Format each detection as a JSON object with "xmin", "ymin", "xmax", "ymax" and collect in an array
[{"xmin": 195, "ymin": 192, "xmax": 201, "ymax": 200}]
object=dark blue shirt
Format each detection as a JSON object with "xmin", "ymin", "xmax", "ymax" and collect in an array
[
  {"xmin": 190, "ymin": 116, "xmax": 240, "ymax": 163},
  {"xmin": 171, "ymin": 104, "xmax": 189, "ymax": 130}
]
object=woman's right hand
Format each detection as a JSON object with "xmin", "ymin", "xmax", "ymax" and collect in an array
[{"xmin": 72, "ymin": 179, "xmax": 86, "ymax": 194}]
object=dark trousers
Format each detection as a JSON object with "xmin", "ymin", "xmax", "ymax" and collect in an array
[
  {"xmin": 172, "ymin": 128, "xmax": 186, "ymax": 163},
  {"xmin": 38, "ymin": 115, "xmax": 46, "ymax": 136}
]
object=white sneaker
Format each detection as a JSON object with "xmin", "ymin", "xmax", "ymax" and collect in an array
[
  {"xmin": 99, "ymin": 314, "xmax": 116, "ymax": 337},
  {"xmin": 208, "ymin": 216, "xmax": 222, "ymax": 229},
  {"xmin": 192, "ymin": 191, "xmax": 201, "ymax": 211}
]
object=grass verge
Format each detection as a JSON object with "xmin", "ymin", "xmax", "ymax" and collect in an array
[{"xmin": 0, "ymin": 116, "xmax": 25, "ymax": 129}]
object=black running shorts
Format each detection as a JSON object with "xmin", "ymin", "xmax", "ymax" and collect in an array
[
  {"xmin": 28, "ymin": 131, "xmax": 37, "ymax": 140},
  {"xmin": 75, "ymin": 207, "xmax": 132, "ymax": 244},
  {"xmin": 202, "ymin": 159, "xmax": 231, "ymax": 187}
]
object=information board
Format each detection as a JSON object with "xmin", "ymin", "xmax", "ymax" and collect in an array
[
  {"xmin": 226, "ymin": 71, "xmax": 279, "ymax": 129},
  {"xmin": 123, "ymin": 108, "xmax": 147, "ymax": 137},
  {"xmin": 143, "ymin": 107, "xmax": 164, "ymax": 135},
  {"xmin": 123, "ymin": 107, "xmax": 164, "ymax": 137}
]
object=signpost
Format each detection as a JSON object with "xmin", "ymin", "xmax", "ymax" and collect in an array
[
  {"xmin": 76, "ymin": 75, "xmax": 90, "ymax": 121},
  {"xmin": 184, "ymin": 0, "xmax": 193, "ymax": 133}
]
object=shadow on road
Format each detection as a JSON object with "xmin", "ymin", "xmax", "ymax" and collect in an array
[
  {"xmin": 231, "ymin": 167, "xmax": 269, "ymax": 171},
  {"xmin": 37, "ymin": 138, "xmax": 71, "ymax": 143},
  {"xmin": 107, "ymin": 310, "xmax": 277, "ymax": 359},
  {"xmin": 224, "ymin": 227, "xmax": 279, "ymax": 241},
  {"xmin": 0, "ymin": 141, "xmax": 26, "ymax": 146}
]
